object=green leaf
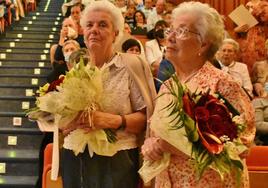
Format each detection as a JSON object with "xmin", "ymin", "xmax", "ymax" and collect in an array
[
  {"xmin": 231, "ymin": 159, "xmax": 244, "ymax": 170},
  {"xmin": 104, "ymin": 129, "xmax": 117, "ymax": 143}
]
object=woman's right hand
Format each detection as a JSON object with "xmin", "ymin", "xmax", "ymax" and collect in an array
[
  {"xmin": 60, "ymin": 111, "xmax": 93, "ymax": 136},
  {"xmin": 234, "ymin": 24, "xmax": 249, "ymax": 33},
  {"xmin": 254, "ymin": 83, "xmax": 265, "ymax": 97},
  {"xmin": 59, "ymin": 27, "xmax": 68, "ymax": 45}
]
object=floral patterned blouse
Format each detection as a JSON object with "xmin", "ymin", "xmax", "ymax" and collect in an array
[{"xmin": 154, "ymin": 62, "xmax": 256, "ymax": 188}]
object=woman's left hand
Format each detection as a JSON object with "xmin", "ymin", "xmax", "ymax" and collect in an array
[{"xmin": 141, "ymin": 137, "xmax": 164, "ymax": 161}]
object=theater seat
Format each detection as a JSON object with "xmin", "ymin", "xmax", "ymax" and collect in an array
[
  {"xmin": 246, "ymin": 146, "xmax": 268, "ymax": 188},
  {"xmin": 42, "ymin": 143, "xmax": 63, "ymax": 188}
]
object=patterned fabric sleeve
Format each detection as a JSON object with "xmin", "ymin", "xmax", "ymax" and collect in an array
[{"xmin": 216, "ymin": 78, "xmax": 256, "ymax": 147}]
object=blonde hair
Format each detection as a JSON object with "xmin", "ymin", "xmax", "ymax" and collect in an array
[
  {"xmin": 62, "ymin": 40, "xmax": 80, "ymax": 51},
  {"xmin": 172, "ymin": 1, "xmax": 225, "ymax": 59}
]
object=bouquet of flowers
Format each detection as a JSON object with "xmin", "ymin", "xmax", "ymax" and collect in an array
[
  {"xmin": 27, "ymin": 58, "xmax": 118, "ymax": 157},
  {"xmin": 139, "ymin": 74, "xmax": 247, "ymax": 184}
]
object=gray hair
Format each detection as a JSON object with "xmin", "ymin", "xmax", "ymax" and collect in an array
[
  {"xmin": 221, "ymin": 38, "xmax": 240, "ymax": 52},
  {"xmin": 172, "ymin": 1, "xmax": 225, "ymax": 59},
  {"xmin": 80, "ymin": 0, "xmax": 124, "ymax": 44}
]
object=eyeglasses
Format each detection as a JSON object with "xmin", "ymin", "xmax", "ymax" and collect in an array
[{"xmin": 164, "ymin": 27, "xmax": 201, "ymax": 40}]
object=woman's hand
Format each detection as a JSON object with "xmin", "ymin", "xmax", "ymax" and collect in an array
[
  {"xmin": 234, "ymin": 24, "xmax": 249, "ymax": 33},
  {"xmin": 254, "ymin": 83, "xmax": 265, "ymax": 97},
  {"xmin": 60, "ymin": 111, "xmax": 94, "ymax": 136},
  {"xmin": 59, "ymin": 27, "xmax": 68, "ymax": 45},
  {"xmin": 60, "ymin": 111, "xmax": 121, "ymax": 136},
  {"xmin": 141, "ymin": 137, "xmax": 164, "ymax": 161}
]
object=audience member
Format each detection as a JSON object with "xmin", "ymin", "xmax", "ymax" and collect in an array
[
  {"xmin": 140, "ymin": 0, "xmax": 154, "ymax": 18},
  {"xmin": 219, "ymin": 38, "xmax": 253, "ymax": 98},
  {"xmin": 122, "ymin": 38, "xmax": 141, "ymax": 54},
  {"xmin": 234, "ymin": 0, "xmax": 268, "ymax": 73},
  {"xmin": 69, "ymin": 3, "xmax": 84, "ymax": 35},
  {"xmin": 49, "ymin": 17, "xmax": 85, "ymax": 70},
  {"xmin": 131, "ymin": 10, "xmax": 147, "ymax": 35},
  {"xmin": 146, "ymin": 0, "xmax": 165, "ymax": 31},
  {"xmin": 124, "ymin": 3, "xmax": 136, "ymax": 28},
  {"xmin": 252, "ymin": 39, "xmax": 268, "ymax": 145},
  {"xmin": 145, "ymin": 20, "xmax": 168, "ymax": 76}
]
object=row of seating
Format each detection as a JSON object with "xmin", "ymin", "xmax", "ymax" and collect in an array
[{"xmin": 42, "ymin": 144, "xmax": 268, "ymax": 188}]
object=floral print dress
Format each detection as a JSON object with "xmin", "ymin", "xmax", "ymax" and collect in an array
[{"xmin": 153, "ymin": 62, "xmax": 256, "ymax": 188}]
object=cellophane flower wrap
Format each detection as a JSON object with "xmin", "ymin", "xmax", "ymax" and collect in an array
[
  {"xmin": 27, "ymin": 58, "xmax": 118, "ymax": 157},
  {"xmin": 139, "ymin": 74, "xmax": 247, "ymax": 184}
]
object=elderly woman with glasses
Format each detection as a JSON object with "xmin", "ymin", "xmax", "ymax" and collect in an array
[{"xmin": 141, "ymin": 2, "xmax": 255, "ymax": 188}]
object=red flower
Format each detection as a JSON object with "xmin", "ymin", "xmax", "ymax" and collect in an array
[
  {"xmin": 184, "ymin": 94, "xmax": 238, "ymax": 154},
  {"xmin": 47, "ymin": 76, "xmax": 65, "ymax": 93},
  {"xmin": 182, "ymin": 93, "xmax": 195, "ymax": 119}
]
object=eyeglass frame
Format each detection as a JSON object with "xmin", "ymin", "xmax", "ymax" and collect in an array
[{"xmin": 164, "ymin": 27, "xmax": 202, "ymax": 41}]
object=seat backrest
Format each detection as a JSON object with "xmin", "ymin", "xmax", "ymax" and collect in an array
[
  {"xmin": 46, "ymin": 169, "xmax": 63, "ymax": 188},
  {"xmin": 246, "ymin": 146, "xmax": 268, "ymax": 170},
  {"xmin": 43, "ymin": 143, "xmax": 53, "ymax": 170}
]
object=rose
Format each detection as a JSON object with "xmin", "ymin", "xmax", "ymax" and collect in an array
[{"xmin": 47, "ymin": 76, "xmax": 65, "ymax": 93}]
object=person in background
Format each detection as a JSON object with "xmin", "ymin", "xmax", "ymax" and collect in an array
[
  {"xmin": 219, "ymin": 38, "xmax": 253, "ymax": 99},
  {"xmin": 234, "ymin": 0, "xmax": 268, "ymax": 73},
  {"xmin": 163, "ymin": 11, "xmax": 172, "ymax": 27},
  {"xmin": 41, "ymin": 1, "xmax": 155, "ymax": 187},
  {"xmin": 61, "ymin": 0, "xmax": 81, "ymax": 17},
  {"xmin": 114, "ymin": 0, "xmax": 127, "ymax": 14},
  {"xmin": 141, "ymin": 2, "xmax": 255, "ymax": 187},
  {"xmin": 146, "ymin": 0, "xmax": 165, "ymax": 31},
  {"xmin": 145, "ymin": 20, "xmax": 168, "ymax": 76},
  {"xmin": 131, "ymin": 10, "xmax": 147, "ymax": 35},
  {"xmin": 49, "ymin": 17, "xmax": 85, "ymax": 76},
  {"xmin": 124, "ymin": 3, "xmax": 136, "ymax": 28},
  {"xmin": 69, "ymin": 3, "xmax": 84, "ymax": 35},
  {"xmin": 67, "ymin": 47, "xmax": 89, "ymax": 69},
  {"xmin": 122, "ymin": 38, "xmax": 141, "ymax": 54},
  {"xmin": 140, "ymin": 0, "xmax": 154, "ymax": 19},
  {"xmin": 251, "ymin": 39, "xmax": 268, "ymax": 145}
]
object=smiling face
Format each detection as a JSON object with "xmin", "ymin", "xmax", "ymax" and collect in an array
[
  {"xmin": 165, "ymin": 13, "xmax": 203, "ymax": 65},
  {"xmin": 83, "ymin": 10, "xmax": 117, "ymax": 54},
  {"xmin": 135, "ymin": 12, "xmax": 145, "ymax": 24}
]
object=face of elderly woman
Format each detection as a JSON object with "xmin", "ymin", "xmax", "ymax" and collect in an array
[
  {"xmin": 165, "ymin": 13, "xmax": 202, "ymax": 64},
  {"xmin": 83, "ymin": 10, "xmax": 117, "ymax": 52},
  {"xmin": 220, "ymin": 43, "xmax": 236, "ymax": 66}
]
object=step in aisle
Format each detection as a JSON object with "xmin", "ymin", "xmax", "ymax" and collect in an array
[{"xmin": 0, "ymin": 0, "xmax": 64, "ymax": 187}]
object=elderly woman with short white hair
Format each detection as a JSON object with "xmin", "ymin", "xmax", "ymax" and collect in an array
[
  {"xmin": 219, "ymin": 38, "xmax": 253, "ymax": 98},
  {"xmin": 58, "ymin": 1, "xmax": 156, "ymax": 188},
  {"xmin": 141, "ymin": 2, "xmax": 255, "ymax": 187}
]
